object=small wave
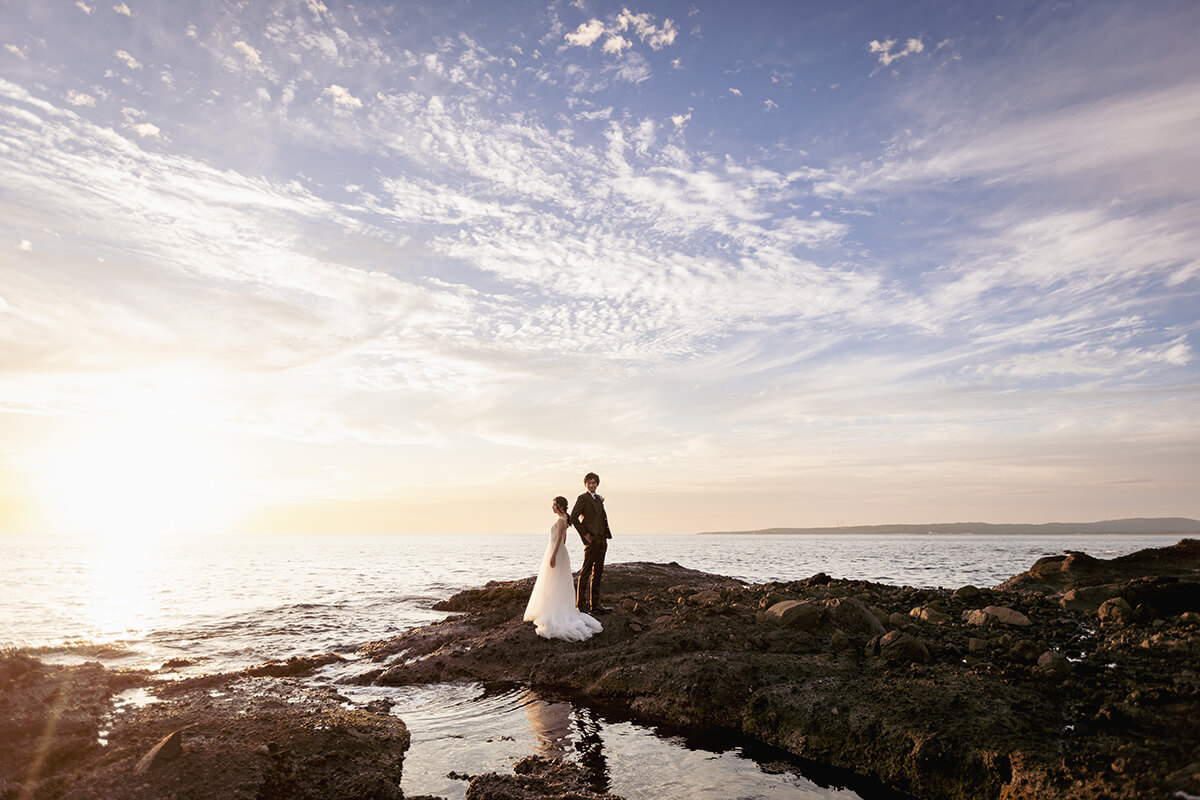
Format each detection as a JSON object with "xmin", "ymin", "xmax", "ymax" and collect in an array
[{"xmin": 16, "ymin": 640, "xmax": 137, "ymax": 659}]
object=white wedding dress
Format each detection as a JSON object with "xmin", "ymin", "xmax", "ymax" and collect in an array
[{"xmin": 523, "ymin": 517, "xmax": 602, "ymax": 641}]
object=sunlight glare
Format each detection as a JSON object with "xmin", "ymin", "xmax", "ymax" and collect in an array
[{"xmin": 38, "ymin": 420, "xmax": 243, "ymax": 541}]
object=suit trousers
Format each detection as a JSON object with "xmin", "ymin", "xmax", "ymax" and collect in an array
[{"xmin": 576, "ymin": 537, "xmax": 607, "ymax": 609}]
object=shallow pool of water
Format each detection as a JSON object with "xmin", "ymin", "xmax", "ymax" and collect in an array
[{"xmin": 335, "ymin": 681, "xmax": 891, "ymax": 800}]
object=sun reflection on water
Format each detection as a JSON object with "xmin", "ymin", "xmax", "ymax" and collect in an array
[{"xmin": 76, "ymin": 536, "xmax": 160, "ymax": 647}]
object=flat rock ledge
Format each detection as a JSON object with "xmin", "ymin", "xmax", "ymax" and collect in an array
[
  {"xmin": 352, "ymin": 542, "xmax": 1200, "ymax": 800},
  {"xmin": 0, "ymin": 653, "xmax": 409, "ymax": 800}
]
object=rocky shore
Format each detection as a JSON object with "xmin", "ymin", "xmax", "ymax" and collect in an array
[{"xmin": 3, "ymin": 539, "xmax": 1198, "ymax": 800}]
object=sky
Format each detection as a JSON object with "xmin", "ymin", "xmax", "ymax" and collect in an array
[{"xmin": 0, "ymin": 0, "xmax": 1197, "ymax": 537}]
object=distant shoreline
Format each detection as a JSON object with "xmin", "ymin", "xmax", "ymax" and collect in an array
[{"xmin": 698, "ymin": 516, "xmax": 1200, "ymax": 536}]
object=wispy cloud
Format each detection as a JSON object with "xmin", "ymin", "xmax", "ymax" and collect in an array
[
  {"xmin": 824, "ymin": 83, "xmax": 1200, "ymax": 201},
  {"xmin": 968, "ymin": 337, "xmax": 1190, "ymax": 380}
]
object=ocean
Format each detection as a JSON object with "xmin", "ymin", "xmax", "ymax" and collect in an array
[{"xmin": 1, "ymin": 532, "xmax": 1181, "ymax": 799}]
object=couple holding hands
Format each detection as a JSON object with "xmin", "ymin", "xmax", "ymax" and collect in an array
[{"xmin": 522, "ymin": 472, "xmax": 613, "ymax": 642}]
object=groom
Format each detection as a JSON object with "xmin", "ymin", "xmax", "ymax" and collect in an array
[{"xmin": 569, "ymin": 471, "xmax": 613, "ymax": 614}]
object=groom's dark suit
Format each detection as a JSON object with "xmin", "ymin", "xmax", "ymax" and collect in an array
[{"xmin": 569, "ymin": 491, "xmax": 612, "ymax": 610}]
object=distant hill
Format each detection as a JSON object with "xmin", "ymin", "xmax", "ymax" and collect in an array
[{"xmin": 697, "ymin": 517, "xmax": 1200, "ymax": 536}]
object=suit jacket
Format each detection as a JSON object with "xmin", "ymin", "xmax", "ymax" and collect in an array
[{"xmin": 569, "ymin": 492, "xmax": 612, "ymax": 544}]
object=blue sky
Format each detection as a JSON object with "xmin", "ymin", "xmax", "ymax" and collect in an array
[{"xmin": 1, "ymin": 0, "xmax": 1197, "ymax": 536}]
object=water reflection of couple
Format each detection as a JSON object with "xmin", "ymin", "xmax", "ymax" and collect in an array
[
  {"xmin": 523, "ymin": 472, "xmax": 613, "ymax": 642},
  {"xmin": 526, "ymin": 694, "xmax": 608, "ymax": 792}
]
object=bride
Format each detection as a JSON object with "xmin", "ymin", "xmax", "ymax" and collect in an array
[{"xmin": 524, "ymin": 496, "xmax": 603, "ymax": 641}]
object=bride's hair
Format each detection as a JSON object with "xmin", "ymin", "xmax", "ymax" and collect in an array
[{"xmin": 553, "ymin": 496, "xmax": 569, "ymax": 513}]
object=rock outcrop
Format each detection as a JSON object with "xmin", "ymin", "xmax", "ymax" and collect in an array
[
  {"xmin": 354, "ymin": 544, "xmax": 1200, "ymax": 800},
  {"xmin": 997, "ymin": 538, "xmax": 1200, "ymax": 594}
]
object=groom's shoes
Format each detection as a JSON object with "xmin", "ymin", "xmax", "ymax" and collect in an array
[
  {"xmin": 576, "ymin": 604, "xmax": 591, "ymax": 613},
  {"xmin": 591, "ymin": 605, "xmax": 613, "ymax": 615}
]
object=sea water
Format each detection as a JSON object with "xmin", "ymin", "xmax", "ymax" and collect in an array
[{"xmin": 0, "ymin": 532, "xmax": 1181, "ymax": 800}]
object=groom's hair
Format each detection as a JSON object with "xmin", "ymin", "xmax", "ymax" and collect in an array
[{"xmin": 584, "ymin": 472, "xmax": 600, "ymax": 484}]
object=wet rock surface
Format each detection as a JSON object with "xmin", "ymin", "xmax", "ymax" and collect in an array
[
  {"xmin": 0, "ymin": 653, "xmax": 409, "ymax": 800},
  {"xmin": 356, "ymin": 543, "xmax": 1200, "ymax": 800},
  {"xmin": 461, "ymin": 755, "xmax": 625, "ymax": 800}
]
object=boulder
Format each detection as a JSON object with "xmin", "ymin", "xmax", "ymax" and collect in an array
[
  {"xmin": 1036, "ymin": 650, "xmax": 1070, "ymax": 677},
  {"xmin": 1010, "ymin": 640, "xmax": 1040, "ymax": 664},
  {"xmin": 828, "ymin": 597, "xmax": 886, "ymax": 637},
  {"xmin": 691, "ymin": 590, "xmax": 723, "ymax": 606},
  {"xmin": 964, "ymin": 605, "xmax": 1032, "ymax": 627},
  {"xmin": 988, "ymin": 605, "xmax": 1032, "ymax": 626},
  {"xmin": 1098, "ymin": 597, "xmax": 1135, "ymax": 624},
  {"xmin": 1060, "ymin": 584, "xmax": 1121, "ymax": 613},
  {"xmin": 758, "ymin": 592, "xmax": 788, "ymax": 609},
  {"xmin": 877, "ymin": 630, "xmax": 931, "ymax": 663},
  {"xmin": 952, "ymin": 585, "xmax": 982, "ymax": 601},
  {"xmin": 868, "ymin": 605, "xmax": 890, "ymax": 627},
  {"xmin": 911, "ymin": 605, "xmax": 950, "ymax": 625},
  {"xmin": 763, "ymin": 600, "xmax": 821, "ymax": 631}
]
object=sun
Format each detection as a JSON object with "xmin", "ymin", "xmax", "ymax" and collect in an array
[{"xmin": 37, "ymin": 420, "xmax": 243, "ymax": 541}]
